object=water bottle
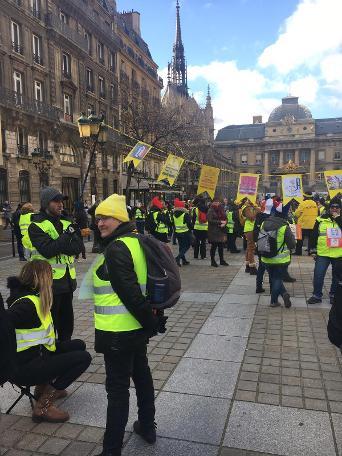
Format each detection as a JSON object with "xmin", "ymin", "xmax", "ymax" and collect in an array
[{"xmin": 152, "ymin": 280, "xmax": 168, "ymax": 304}]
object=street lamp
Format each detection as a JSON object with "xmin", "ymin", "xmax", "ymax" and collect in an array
[
  {"xmin": 77, "ymin": 112, "xmax": 107, "ymax": 201},
  {"xmin": 31, "ymin": 147, "xmax": 53, "ymax": 187}
]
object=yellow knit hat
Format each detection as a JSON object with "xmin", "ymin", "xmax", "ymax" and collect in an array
[{"xmin": 95, "ymin": 194, "xmax": 129, "ymax": 222}]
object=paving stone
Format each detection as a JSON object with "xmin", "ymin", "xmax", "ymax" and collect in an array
[
  {"xmin": 16, "ymin": 433, "xmax": 47, "ymax": 451},
  {"xmin": 259, "ymin": 383, "xmax": 279, "ymax": 394},
  {"xmin": 224, "ymin": 401, "xmax": 336, "ymax": 456},
  {"xmin": 77, "ymin": 427, "xmax": 104, "ymax": 443},
  {"xmin": 32, "ymin": 422, "xmax": 62, "ymax": 435},
  {"xmin": 235, "ymin": 390, "xmax": 257, "ymax": 402},
  {"xmin": 55, "ymin": 423, "xmax": 83, "ymax": 439},
  {"xmin": 200, "ymin": 317, "xmax": 252, "ymax": 337},
  {"xmin": 305, "ymin": 399, "xmax": 328, "ymax": 411},
  {"xmin": 185, "ymin": 334, "xmax": 247, "ymax": 362},
  {"xmin": 303, "ymin": 388, "xmax": 326, "ymax": 400},
  {"xmin": 257, "ymin": 393, "xmax": 280, "ymax": 405},
  {"xmin": 60, "ymin": 441, "xmax": 96, "ymax": 455},
  {"xmin": 281, "ymin": 396, "xmax": 304, "ymax": 408},
  {"xmin": 329, "ymin": 402, "xmax": 342, "ymax": 413},
  {"xmin": 1, "ymin": 430, "xmax": 25, "ymax": 448},
  {"xmin": 281, "ymin": 385, "xmax": 302, "ymax": 397},
  {"xmin": 37, "ymin": 437, "xmax": 70, "ymax": 455},
  {"xmin": 122, "ymin": 436, "xmax": 219, "ymax": 455}
]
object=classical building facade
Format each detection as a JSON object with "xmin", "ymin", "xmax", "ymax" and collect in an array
[
  {"xmin": 0, "ymin": 0, "xmax": 163, "ymax": 211},
  {"xmin": 215, "ymin": 96, "xmax": 342, "ymax": 196}
]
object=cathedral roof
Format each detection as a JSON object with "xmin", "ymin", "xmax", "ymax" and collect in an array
[
  {"xmin": 216, "ymin": 124, "xmax": 265, "ymax": 142},
  {"xmin": 268, "ymin": 96, "xmax": 312, "ymax": 122}
]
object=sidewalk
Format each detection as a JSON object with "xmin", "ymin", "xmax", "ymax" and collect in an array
[{"xmin": 1, "ymin": 247, "xmax": 341, "ymax": 456}]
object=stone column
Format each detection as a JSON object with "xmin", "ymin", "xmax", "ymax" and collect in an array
[
  {"xmin": 309, "ymin": 148, "xmax": 316, "ymax": 187},
  {"xmin": 263, "ymin": 151, "xmax": 270, "ymax": 192},
  {"xmin": 295, "ymin": 149, "xmax": 299, "ymax": 165},
  {"xmin": 279, "ymin": 150, "xmax": 284, "ymax": 167}
]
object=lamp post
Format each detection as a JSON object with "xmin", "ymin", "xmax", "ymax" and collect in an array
[
  {"xmin": 31, "ymin": 148, "xmax": 53, "ymax": 187},
  {"xmin": 77, "ymin": 112, "xmax": 108, "ymax": 202}
]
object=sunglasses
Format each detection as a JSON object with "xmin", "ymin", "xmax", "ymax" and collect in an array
[{"xmin": 95, "ymin": 216, "xmax": 112, "ymax": 223}]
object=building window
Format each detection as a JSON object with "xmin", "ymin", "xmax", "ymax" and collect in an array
[
  {"xmin": 11, "ymin": 21, "xmax": 23, "ymax": 54},
  {"xmin": 60, "ymin": 145, "xmax": 77, "ymax": 163},
  {"xmin": 97, "ymin": 42, "xmax": 104, "ymax": 64},
  {"xmin": 86, "ymin": 68, "xmax": 94, "ymax": 92},
  {"xmin": 30, "ymin": 0, "xmax": 41, "ymax": 19},
  {"xmin": 334, "ymin": 151, "xmax": 341, "ymax": 161},
  {"xmin": 16, "ymin": 127, "xmax": 28, "ymax": 156},
  {"xmin": 13, "ymin": 71, "xmax": 23, "ymax": 104},
  {"xmin": 318, "ymin": 150, "xmax": 325, "ymax": 161},
  {"xmin": 241, "ymin": 154, "xmax": 248, "ymax": 165},
  {"xmin": 113, "ymin": 179, "xmax": 118, "ymax": 193},
  {"xmin": 317, "ymin": 170, "xmax": 325, "ymax": 181},
  {"xmin": 32, "ymin": 34, "xmax": 43, "ymax": 65},
  {"xmin": 0, "ymin": 169, "xmax": 8, "ymax": 204},
  {"xmin": 34, "ymin": 80, "xmax": 43, "ymax": 102},
  {"xmin": 102, "ymin": 178, "xmax": 108, "ymax": 198},
  {"xmin": 63, "ymin": 93, "xmax": 72, "ymax": 122},
  {"xmin": 84, "ymin": 31, "xmax": 91, "ymax": 54},
  {"xmin": 113, "ymin": 153, "xmax": 118, "ymax": 170},
  {"xmin": 87, "ymin": 104, "xmax": 94, "ymax": 117},
  {"xmin": 270, "ymin": 152, "xmax": 279, "ymax": 165},
  {"xmin": 99, "ymin": 76, "xmax": 105, "ymax": 98},
  {"xmin": 19, "ymin": 170, "xmax": 31, "ymax": 202},
  {"xmin": 1, "ymin": 127, "xmax": 6, "ymax": 154},
  {"xmin": 255, "ymin": 154, "xmax": 262, "ymax": 165},
  {"xmin": 37, "ymin": 131, "xmax": 47, "ymax": 150},
  {"xmin": 154, "ymin": 163, "xmax": 159, "ymax": 178},
  {"xmin": 300, "ymin": 149, "xmax": 310, "ymax": 164},
  {"xmin": 284, "ymin": 151, "xmax": 295, "ymax": 162},
  {"xmin": 102, "ymin": 150, "xmax": 108, "ymax": 168},
  {"xmin": 60, "ymin": 11, "xmax": 68, "ymax": 24},
  {"xmin": 109, "ymin": 52, "xmax": 116, "ymax": 72},
  {"xmin": 62, "ymin": 53, "xmax": 71, "ymax": 78}
]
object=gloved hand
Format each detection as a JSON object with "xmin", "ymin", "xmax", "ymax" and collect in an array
[{"xmin": 64, "ymin": 224, "xmax": 79, "ymax": 236}]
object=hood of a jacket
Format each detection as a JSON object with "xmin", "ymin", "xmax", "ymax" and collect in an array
[
  {"xmin": 173, "ymin": 208, "xmax": 187, "ymax": 216},
  {"xmin": 99, "ymin": 221, "xmax": 137, "ymax": 251},
  {"xmin": 263, "ymin": 215, "xmax": 287, "ymax": 231},
  {"xmin": 6, "ymin": 276, "xmax": 38, "ymax": 307}
]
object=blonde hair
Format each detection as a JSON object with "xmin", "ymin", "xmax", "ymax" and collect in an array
[{"xmin": 19, "ymin": 260, "xmax": 53, "ymax": 318}]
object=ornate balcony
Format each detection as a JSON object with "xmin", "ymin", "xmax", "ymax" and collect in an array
[
  {"xmin": 45, "ymin": 13, "xmax": 88, "ymax": 52},
  {"xmin": 31, "ymin": 7, "xmax": 41, "ymax": 19},
  {"xmin": 12, "ymin": 41, "xmax": 24, "ymax": 55},
  {"xmin": 33, "ymin": 53, "xmax": 43, "ymax": 65},
  {"xmin": 17, "ymin": 145, "xmax": 28, "ymax": 156}
]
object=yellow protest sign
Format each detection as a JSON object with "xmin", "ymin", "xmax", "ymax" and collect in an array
[
  {"xmin": 197, "ymin": 165, "xmax": 220, "ymax": 199},
  {"xmin": 236, "ymin": 173, "xmax": 260, "ymax": 203},
  {"xmin": 123, "ymin": 141, "xmax": 151, "ymax": 167},
  {"xmin": 157, "ymin": 154, "xmax": 184, "ymax": 186},
  {"xmin": 281, "ymin": 174, "xmax": 304, "ymax": 204},
  {"xmin": 324, "ymin": 170, "xmax": 342, "ymax": 198}
]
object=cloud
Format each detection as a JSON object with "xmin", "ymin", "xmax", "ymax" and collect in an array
[
  {"xmin": 289, "ymin": 76, "xmax": 319, "ymax": 103},
  {"xmin": 258, "ymin": 0, "xmax": 342, "ymax": 74},
  {"xmin": 320, "ymin": 54, "xmax": 342, "ymax": 92}
]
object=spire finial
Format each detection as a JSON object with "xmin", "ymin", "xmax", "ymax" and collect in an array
[{"xmin": 169, "ymin": 0, "xmax": 188, "ymax": 97}]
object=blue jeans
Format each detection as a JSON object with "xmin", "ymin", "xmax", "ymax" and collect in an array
[
  {"xmin": 264, "ymin": 264, "xmax": 288, "ymax": 304},
  {"xmin": 313, "ymin": 256, "xmax": 339, "ymax": 298},
  {"xmin": 176, "ymin": 232, "xmax": 191, "ymax": 261},
  {"xmin": 257, "ymin": 255, "xmax": 266, "ymax": 288}
]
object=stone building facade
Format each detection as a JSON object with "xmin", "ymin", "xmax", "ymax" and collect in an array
[
  {"xmin": 215, "ymin": 96, "xmax": 342, "ymax": 196},
  {"xmin": 0, "ymin": 0, "xmax": 163, "ymax": 211}
]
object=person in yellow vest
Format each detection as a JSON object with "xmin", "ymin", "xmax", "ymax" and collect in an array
[
  {"xmin": 93, "ymin": 194, "xmax": 159, "ymax": 456},
  {"xmin": 6, "ymin": 260, "xmax": 91, "ymax": 423},
  {"xmin": 27, "ymin": 187, "xmax": 83, "ymax": 341},
  {"xmin": 243, "ymin": 202, "xmax": 259, "ymax": 275},
  {"xmin": 307, "ymin": 198, "xmax": 342, "ymax": 305},
  {"xmin": 226, "ymin": 201, "xmax": 241, "ymax": 253},
  {"xmin": 261, "ymin": 203, "xmax": 296, "ymax": 307},
  {"xmin": 19, "ymin": 202, "xmax": 35, "ymax": 259},
  {"xmin": 294, "ymin": 192, "xmax": 318, "ymax": 255},
  {"xmin": 192, "ymin": 196, "xmax": 208, "ymax": 259},
  {"xmin": 132, "ymin": 201, "xmax": 146, "ymax": 235},
  {"xmin": 172, "ymin": 198, "xmax": 192, "ymax": 267},
  {"xmin": 317, "ymin": 197, "xmax": 326, "ymax": 216},
  {"xmin": 146, "ymin": 196, "xmax": 171, "ymax": 243}
]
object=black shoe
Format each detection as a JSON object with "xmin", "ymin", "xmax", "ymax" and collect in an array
[
  {"xmin": 182, "ymin": 259, "xmax": 190, "ymax": 265},
  {"xmin": 283, "ymin": 275, "xmax": 296, "ymax": 283},
  {"xmin": 307, "ymin": 296, "xmax": 322, "ymax": 304},
  {"xmin": 176, "ymin": 258, "xmax": 182, "ymax": 267},
  {"xmin": 220, "ymin": 260, "xmax": 229, "ymax": 266},
  {"xmin": 283, "ymin": 293, "xmax": 292, "ymax": 308},
  {"xmin": 249, "ymin": 267, "xmax": 257, "ymax": 276},
  {"xmin": 256, "ymin": 287, "xmax": 265, "ymax": 293},
  {"xmin": 211, "ymin": 259, "xmax": 218, "ymax": 267},
  {"xmin": 133, "ymin": 420, "xmax": 157, "ymax": 444},
  {"xmin": 245, "ymin": 265, "xmax": 250, "ymax": 273}
]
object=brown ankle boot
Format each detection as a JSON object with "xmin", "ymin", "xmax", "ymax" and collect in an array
[
  {"xmin": 34, "ymin": 384, "xmax": 67, "ymax": 400},
  {"xmin": 32, "ymin": 385, "xmax": 69, "ymax": 423}
]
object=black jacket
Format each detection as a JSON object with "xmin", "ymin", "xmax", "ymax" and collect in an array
[
  {"xmin": 146, "ymin": 207, "xmax": 171, "ymax": 234},
  {"xmin": 311, "ymin": 213, "xmax": 342, "ymax": 252},
  {"xmin": 28, "ymin": 211, "xmax": 83, "ymax": 295},
  {"xmin": 95, "ymin": 222, "xmax": 157, "ymax": 353}
]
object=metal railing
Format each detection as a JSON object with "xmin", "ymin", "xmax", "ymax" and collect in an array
[
  {"xmin": 12, "ymin": 41, "xmax": 24, "ymax": 55},
  {"xmin": 17, "ymin": 145, "xmax": 28, "ymax": 156},
  {"xmin": 31, "ymin": 7, "xmax": 41, "ymax": 19},
  {"xmin": 0, "ymin": 87, "xmax": 60, "ymax": 121},
  {"xmin": 45, "ymin": 13, "xmax": 88, "ymax": 52},
  {"xmin": 33, "ymin": 53, "xmax": 43, "ymax": 65}
]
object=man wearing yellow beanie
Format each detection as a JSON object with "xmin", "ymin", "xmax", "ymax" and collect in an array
[{"xmin": 92, "ymin": 194, "xmax": 158, "ymax": 456}]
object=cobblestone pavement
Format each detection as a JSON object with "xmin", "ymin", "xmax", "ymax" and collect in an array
[{"xmin": 1, "ymin": 244, "xmax": 341, "ymax": 456}]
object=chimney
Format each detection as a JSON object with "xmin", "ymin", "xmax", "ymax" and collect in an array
[
  {"xmin": 253, "ymin": 115, "xmax": 262, "ymax": 124},
  {"xmin": 121, "ymin": 10, "xmax": 141, "ymax": 36}
]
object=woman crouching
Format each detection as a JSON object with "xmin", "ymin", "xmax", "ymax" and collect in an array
[{"xmin": 6, "ymin": 259, "xmax": 91, "ymax": 423}]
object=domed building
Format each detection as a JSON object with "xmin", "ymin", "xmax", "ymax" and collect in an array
[{"xmin": 215, "ymin": 96, "xmax": 342, "ymax": 195}]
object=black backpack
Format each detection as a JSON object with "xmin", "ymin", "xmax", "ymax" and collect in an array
[
  {"xmin": 257, "ymin": 225, "xmax": 285, "ymax": 258},
  {"xmin": 0, "ymin": 294, "xmax": 17, "ymax": 386},
  {"xmin": 136, "ymin": 234, "xmax": 181, "ymax": 310}
]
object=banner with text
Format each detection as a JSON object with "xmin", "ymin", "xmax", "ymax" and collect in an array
[
  {"xmin": 157, "ymin": 154, "xmax": 184, "ymax": 186},
  {"xmin": 197, "ymin": 165, "xmax": 220, "ymax": 199},
  {"xmin": 236, "ymin": 173, "xmax": 260, "ymax": 203},
  {"xmin": 123, "ymin": 141, "xmax": 151, "ymax": 167},
  {"xmin": 281, "ymin": 174, "xmax": 304, "ymax": 204},
  {"xmin": 324, "ymin": 170, "xmax": 342, "ymax": 198}
]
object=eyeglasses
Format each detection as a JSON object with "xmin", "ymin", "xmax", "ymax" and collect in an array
[
  {"xmin": 95, "ymin": 215, "xmax": 112, "ymax": 223},
  {"xmin": 330, "ymin": 205, "xmax": 340, "ymax": 209}
]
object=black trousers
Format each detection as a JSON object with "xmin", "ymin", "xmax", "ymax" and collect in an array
[
  {"xmin": 11, "ymin": 340, "xmax": 91, "ymax": 390},
  {"xmin": 227, "ymin": 233, "xmax": 237, "ymax": 252},
  {"xmin": 210, "ymin": 242, "xmax": 224, "ymax": 262},
  {"xmin": 295, "ymin": 229, "xmax": 313, "ymax": 255},
  {"xmin": 76, "ymin": 239, "xmax": 86, "ymax": 259},
  {"xmin": 51, "ymin": 292, "xmax": 74, "ymax": 341},
  {"xmin": 103, "ymin": 344, "xmax": 155, "ymax": 452},
  {"xmin": 152, "ymin": 232, "xmax": 168, "ymax": 243},
  {"xmin": 193, "ymin": 230, "xmax": 207, "ymax": 259}
]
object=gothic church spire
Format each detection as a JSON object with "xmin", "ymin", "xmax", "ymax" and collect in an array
[{"xmin": 169, "ymin": 0, "xmax": 188, "ymax": 97}]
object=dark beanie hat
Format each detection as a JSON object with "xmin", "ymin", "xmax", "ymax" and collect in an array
[
  {"xmin": 329, "ymin": 198, "xmax": 342, "ymax": 209},
  {"xmin": 40, "ymin": 187, "xmax": 64, "ymax": 210}
]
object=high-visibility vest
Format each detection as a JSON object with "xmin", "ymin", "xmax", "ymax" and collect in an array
[
  {"xmin": 317, "ymin": 217, "xmax": 342, "ymax": 258},
  {"xmin": 226, "ymin": 211, "xmax": 234, "ymax": 234},
  {"xmin": 152, "ymin": 211, "xmax": 168, "ymax": 234},
  {"xmin": 19, "ymin": 213, "xmax": 32, "ymax": 237},
  {"xmin": 135, "ymin": 208, "xmax": 145, "ymax": 220},
  {"xmin": 93, "ymin": 237, "xmax": 146, "ymax": 332},
  {"xmin": 194, "ymin": 208, "xmax": 208, "ymax": 231},
  {"xmin": 244, "ymin": 219, "xmax": 255, "ymax": 233},
  {"xmin": 261, "ymin": 224, "xmax": 291, "ymax": 265},
  {"xmin": 28, "ymin": 219, "xmax": 76, "ymax": 281},
  {"xmin": 14, "ymin": 295, "xmax": 56, "ymax": 353},
  {"xmin": 173, "ymin": 213, "xmax": 189, "ymax": 234},
  {"xmin": 319, "ymin": 206, "xmax": 325, "ymax": 216}
]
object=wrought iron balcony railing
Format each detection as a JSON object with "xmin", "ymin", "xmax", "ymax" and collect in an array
[
  {"xmin": 0, "ymin": 87, "xmax": 60, "ymax": 121},
  {"xmin": 45, "ymin": 13, "xmax": 88, "ymax": 52},
  {"xmin": 12, "ymin": 41, "xmax": 24, "ymax": 55},
  {"xmin": 31, "ymin": 7, "xmax": 41, "ymax": 19},
  {"xmin": 17, "ymin": 145, "xmax": 28, "ymax": 156},
  {"xmin": 33, "ymin": 53, "xmax": 43, "ymax": 65}
]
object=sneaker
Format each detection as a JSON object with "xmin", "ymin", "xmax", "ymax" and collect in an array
[
  {"xmin": 211, "ymin": 259, "xmax": 218, "ymax": 267},
  {"xmin": 270, "ymin": 301, "xmax": 281, "ymax": 307},
  {"xmin": 307, "ymin": 296, "xmax": 322, "ymax": 304},
  {"xmin": 256, "ymin": 287, "xmax": 265, "ymax": 293},
  {"xmin": 283, "ymin": 293, "xmax": 292, "ymax": 308},
  {"xmin": 133, "ymin": 420, "xmax": 157, "ymax": 444}
]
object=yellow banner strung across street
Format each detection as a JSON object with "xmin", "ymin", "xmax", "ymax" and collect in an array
[
  {"xmin": 281, "ymin": 174, "xmax": 304, "ymax": 204},
  {"xmin": 123, "ymin": 141, "xmax": 152, "ymax": 167},
  {"xmin": 236, "ymin": 173, "xmax": 260, "ymax": 203},
  {"xmin": 324, "ymin": 170, "xmax": 342, "ymax": 198},
  {"xmin": 197, "ymin": 165, "xmax": 220, "ymax": 199},
  {"xmin": 157, "ymin": 154, "xmax": 184, "ymax": 186}
]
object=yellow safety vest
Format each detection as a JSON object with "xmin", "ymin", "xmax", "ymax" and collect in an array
[
  {"xmin": 317, "ymin": 217, "xmax": 342, "ymax": 258},
  {"xmin": 261, "ymin": 225, "xmax": 291, "ymax": 265},
  {"xmin": 28, "ymin": 219, "xmax": 76, "ymax": 281},
  {"xmin": 19, "ymin": 213, "xmax": 32, "ymax": 238},
  {"xmin": 226, "ymin": 211, "xmax": 234, "ymax": 234},
  {"xmin": 135, "ymin": 208, "xmax": 145, "ymax": 220},
  {"xmin": 14, "ymin": 295, "xmax": 56, "ymax": 353},
  {"xmin": 173, "ymin": 212, "xmax": 188, "ymax": 234},
  {"xmin": 319, "ymin": 206, "xmax": 325, "ymax": 216},
  {"xmin": 194, "ymin": 208, "xmax": 208, "ymax": 231},
  {"xmin": 93, "ymin": 237, "xmax": 146, "ymax": 332},
  {"xmin": 153, "ymin": 211, "xmax": 168, "ymax": 234},
  {"xmin": 244, "ymin": 219, "xmax": 255, "ymax": 233}
]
